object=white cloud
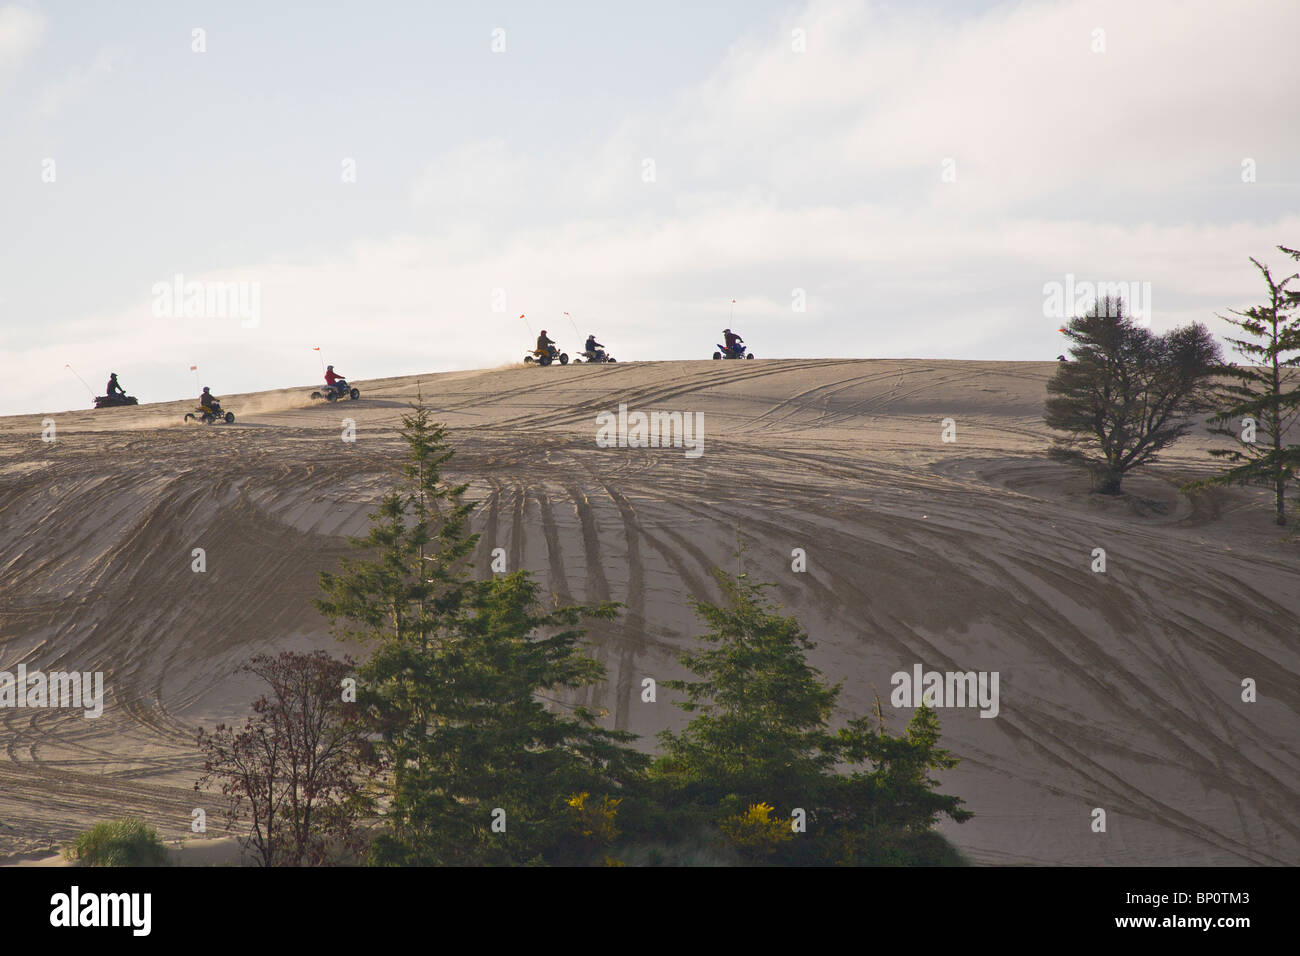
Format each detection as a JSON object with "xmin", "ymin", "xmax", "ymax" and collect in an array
[
  {"xmin": 0, "ymin": 4, "xmax": 44, "ymax": 91},
  {"xmin": 35, "ymin": 45, "xmax": 123, "ymax": 119},
  {"xmin": 411, "ymin": 139, "xmax": 535, "ymax": 212},
  {"xmin": 8, "ymin": 0, "xmax": 1300, "ymax": 414},
  {"xmin": 651, "ymin": 0, "xmax": 1300, "ymax": 207}
]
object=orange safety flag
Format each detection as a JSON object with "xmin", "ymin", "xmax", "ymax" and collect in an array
[{"xmin": 189, "ymin": 365, "xmax": 197, "ymax": 370}]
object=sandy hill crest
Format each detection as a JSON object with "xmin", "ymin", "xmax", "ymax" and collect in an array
[{"xmin": 2, "ymin": 359, "xmax": 1296, "ymax": 865}]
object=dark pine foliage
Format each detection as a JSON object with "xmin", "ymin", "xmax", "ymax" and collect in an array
[
  {"xmin": 1192, "ymin": 249, "xmax": 1300, "ymax": 525},
  {"xmin": 1045, "ymin": 296, "xmax": 1222, "ymax": 494}
]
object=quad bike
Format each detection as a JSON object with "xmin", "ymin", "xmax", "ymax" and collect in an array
[
  {"xmin": 94, "ymin": 394, "xmax": 139, "ymax": 408},
  {"xmin": 713, "ymin": 343, "xmax": 754, "ymax": 360},
  {"xmin": 310, "ymin": 380, "xmax": 360, "ymax": 402},
  {"xmin": 576, "ymin": 349, "xmax": 617, "ymax": 364},
  {"xmin": 184, "ymin": 403, "xmax": 235, "ymax": 425},
  {"xmin": 524, "ymin": 344, "xmax": 569, "ymax": 366}
]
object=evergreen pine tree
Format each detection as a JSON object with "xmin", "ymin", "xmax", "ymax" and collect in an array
[
  {"xmin": 1195, "ymin": 250, "xmax": 1300, "ymax": 524},
  {"xmin": 314, "ymin": 402, "xmax": 477, "ymax": 825},
  {"xmin": 372, "ymin": 572, "xmax": 645, "ymax": 865},
  {"xmin": 1045, "ymin": 297, "xmax": 1221, "ymax": 494},
  {"xmin": 653, "ymin": 565, "xmax": 970, "ymax": 864},
  {"xmin": 315, "ymin": 402, "xmax": 643, "ymax": 865}
]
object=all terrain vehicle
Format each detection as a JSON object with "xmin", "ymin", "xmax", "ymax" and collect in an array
[
  {"xmin": 525, "ymin": 344, "xmax": 569, "ymax": 366},
  {"xmin": 713, "ymin": 343, "xmax": 754, "ymax": 359},
  {"xmin": 184, "ymin": 403, "xmax": 235, "ymax": 424},
  {"xmin": 310, "ymin": 380, "xmax": 360, "ymax": 402},
  {"xmin": 93, "ymin": 394, "xmax": 139, "ymax": 408}
]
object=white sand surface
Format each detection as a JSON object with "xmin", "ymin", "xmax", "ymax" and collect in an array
[{"xmin": 1, "ymin": 359, "xmax": 1295, "ymax": 864}]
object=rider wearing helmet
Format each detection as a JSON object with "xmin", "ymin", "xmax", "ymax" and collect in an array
[
  {"xmin": 584, "ymin": 333, "xmax": 605, "ymax": 360},
  {"xmin": 106, "ymin": 373, "xmax": 126, "ymax": 398},
  {"xmin": 723, "ymin": 328, "xmax": 744, "ymax": 355},
  {"xmin": 200, "ymin": 386, "xmax": 219, "ymax": 412},
  {"xmin": 324, "ymin": 364, "xmax": 348, "ymax": 396},
  {"xmin": 536, "ymin": 330, "xmax": 555, "ymax": 356}
]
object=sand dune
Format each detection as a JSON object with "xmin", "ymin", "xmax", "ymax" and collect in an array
[{"xmin": 1, "ymin": 359, "xmax": 1296, "ymax": 865}]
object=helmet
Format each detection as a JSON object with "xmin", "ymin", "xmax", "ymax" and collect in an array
[
  {"xmin": 540, "ymin": 329, "xmax": 547, "ymax": 335},
  {"xmin": 327, "ymin": 365, "xmax": 333, "ymax": 370},
  {"xmin": 724, "ymin": 328, "xmax": 732, "ymax": 333},
  {"xmin": 202, "ymin": 386, "xmax": 210, "ymax": 393},
  {"xmin": 109, "ymin": 372, "xmax": 117, "ymax": 377}
]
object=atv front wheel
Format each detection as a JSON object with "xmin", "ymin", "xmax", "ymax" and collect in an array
[
  {"xmin": 224, "ymin": 412, "xmax": 235, "ymax": 424},
  {"xmin": 746, "ymin": 353, "xmax": 755, "ymax": 359},
  {"xmin": 349, "ymin": 388, "xmax": 360, "ymax": 400},
  {"xmin": 559, "ymin": 353, "xmax": 569, "ymax": 365}
]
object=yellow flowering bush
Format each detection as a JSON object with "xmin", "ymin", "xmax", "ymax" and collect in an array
[
  {"xmin": 567, "ymin": 791, "xmax": 622, "ymax": 844},
  {"xmin": 719, "ymin": 802, "xmax": 793, "ymax": 859}
]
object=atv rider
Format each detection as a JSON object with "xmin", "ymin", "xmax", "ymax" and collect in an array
[
  {"xmin": 199, "ymin": 386, "xmax": 220, "ymax": 414},
  {"xmin": 536, "ymin": 330, "xmax": 556, "ymax": 358},
  {"xmin": 584, "ymin": 334, "xmax": 605, "ymax": 361},
  {"xmin": 324, "ymin": 364, "xmax": 348, "ymax": 397},
  {"xmin": 106, "ymin": 373, "xmax": 126, "ymax": 398},
  {"xmin": 723, "ymin": 328, "xmax": 744, "ymax": 357}
]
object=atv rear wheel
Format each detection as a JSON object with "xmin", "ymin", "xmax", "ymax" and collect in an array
[
  {"xmin": 524, "ymin": 355, "xmax": 534, "ymax": 364},
  {"xmin": 184, "ymin": 413, "xmax": 195, "ymax": 423},
  {"xmin": 713, "ymin": 352, "xmax": 722, "ymax": 360},
  {"xmin": 310, "ymin": 391, "xmax": 322, "ymax": 400},
  {"xmin": 539, "ymin": 353, "xmax": 553, "ymax": 366}
]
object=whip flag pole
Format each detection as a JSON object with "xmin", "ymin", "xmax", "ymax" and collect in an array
[{"xmin": 64, "ymin": 363, "xmax": 95, "ymax": 398}]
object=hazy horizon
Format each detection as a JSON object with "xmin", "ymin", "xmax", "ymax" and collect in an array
[{"xmin": 3, "ymin": 0, "xmax": 1298, "ymax": 416}]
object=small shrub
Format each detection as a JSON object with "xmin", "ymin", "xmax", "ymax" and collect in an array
[
  {"xmin": 64, "ymin": 818, "xmax": 170, "ymax": 867},
  {"xmin": 719, "ymin": 802, "xmax": 793, "ymax": 860},
  {"xmin": 567, "ymin": 791, "xmax": 622, "ymax": 844}
]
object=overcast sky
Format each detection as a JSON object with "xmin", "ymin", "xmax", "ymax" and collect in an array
[{"xmin": 2, "ymin": 0, "xmax": 1298, "ymax": 415}]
